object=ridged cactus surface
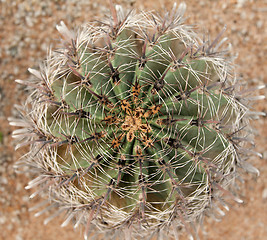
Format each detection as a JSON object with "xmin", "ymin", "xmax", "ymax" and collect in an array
[{"xmin": 10, "ymin": 3, "xmax": 264, "ymax": 240}]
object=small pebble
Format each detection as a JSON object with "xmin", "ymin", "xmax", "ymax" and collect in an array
[{"xmin": 262, "ymin": 189, "xmax": 267, "ymax": 200}]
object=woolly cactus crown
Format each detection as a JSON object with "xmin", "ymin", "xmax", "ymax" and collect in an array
[{"xmin": 10, "ymin": 2, "xmax": 264, "ymax": 240}]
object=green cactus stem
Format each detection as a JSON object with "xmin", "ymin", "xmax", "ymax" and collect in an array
[{"xmin": 10, "ymin": 2, "xmax": 265, "ymax": 240}]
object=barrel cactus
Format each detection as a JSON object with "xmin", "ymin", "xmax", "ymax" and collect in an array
[{"xmin": 10, "ymin": 2, "xmax": 265, "ymax": 240}]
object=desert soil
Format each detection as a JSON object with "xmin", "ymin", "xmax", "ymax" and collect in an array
[{"xmin": 0, "ymin": 0, "xmax": 266, "ymax": 240}]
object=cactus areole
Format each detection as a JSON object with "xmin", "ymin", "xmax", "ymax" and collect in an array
[{"xmin": 11, "ymin": 3, "xmax": 264, "ymax": 240}]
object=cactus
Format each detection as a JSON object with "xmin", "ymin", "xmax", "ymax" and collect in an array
[{"xmin": 10, "ymin": 2, "xmax": 265, "ymax": 240}]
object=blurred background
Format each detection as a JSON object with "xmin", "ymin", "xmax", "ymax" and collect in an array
[{"xmin": 0, "ymin": 0, "xmax": 266, "ymax": 239}]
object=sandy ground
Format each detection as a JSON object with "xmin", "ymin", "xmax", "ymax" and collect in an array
[{"xmin": 0, "ymin": 0, "xmax": 266, "ymax": 239}]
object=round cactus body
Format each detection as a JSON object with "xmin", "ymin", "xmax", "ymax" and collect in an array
[{"xmin": 10, "ymin": 3, "xmax": 264, "ymax": 240}]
